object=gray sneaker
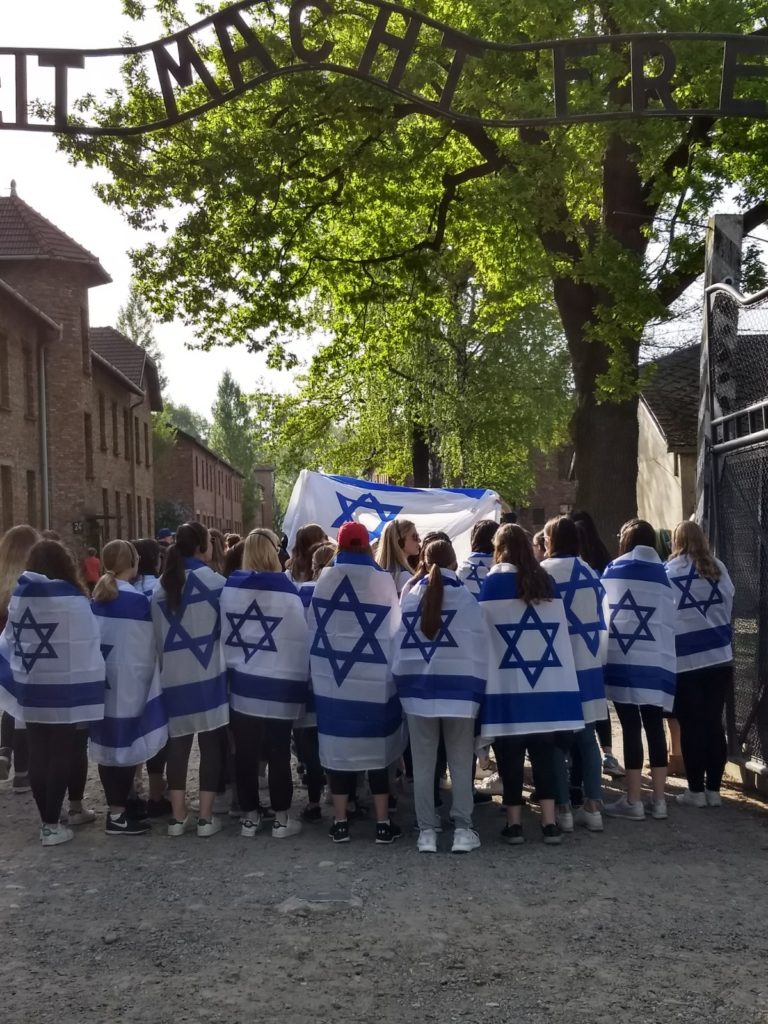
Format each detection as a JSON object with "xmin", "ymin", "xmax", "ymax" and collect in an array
[
  {"xmin": 604, "ymin": 796, "xmax": 645, "ymax": 820},
  {"xmin": 602, "ymin": 755, "xmax": 626, "ymax": 778}
]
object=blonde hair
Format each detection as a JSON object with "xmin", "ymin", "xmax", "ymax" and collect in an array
[
  {"xmin": 92, "ymin": 540, "xmax": 138, "ymax": 602},
  {"xmin": 243, "ymin": 528, "xmax": 282, "ymax": 572},
  {"xmin": 0, "ymin": 524, "xmax": 40, "ymax": 614},
  {"xmin": 375, "ymin": 519, "xmax": 416, "ymax": 576},
  {"xmin": 311, "ymin": 541, "xmax": 337, "ymax": 580},
  {"xmin": 670, "ymin": 521, "xmax": 721, "ymax": 581}
]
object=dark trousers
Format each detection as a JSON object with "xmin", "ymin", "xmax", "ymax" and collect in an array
[
  {"xmin": 68, "ymin": 728, "xmax": 89, "ymax": 802},
  {"xmin": 327, "ymin": 768, "xmax": 390, "ymax": 797},
  {"xmin": 595, "ymin": 715, "xmax": 612, "ymax": 751},
  {"xmin": 98, "ymin": 764, "xmax": 136, "ymax": 808},
  {"xmin": 166, "ymin": 729, "xmax": 224, "ymax": 794},
  {"xmin": 614, "ymin": 702, "xmax": 667, "ymax": 769},
  {"xmin": 230, "ymin": 711, "xmax": 293, "ymax": 813},
  {"xmin": 1, "ymin": 712, "xmax": 30, "ymax": 774},
  {"xmin": 145, "ymin": 742, "xmax": 167, "ymax": 777},
  {"xmin": 494, "ymin": 733, "xmax": 557, "ymax": 805},
  {"xmin": 674, "ymin": 664, "xmax": 732, "ymax": 792},
  {"xmin": 293, "ymin": 726, "xmax": 324, "ymax": 804},
  {"xmin": 26, "ymin": 722, "xmax": 78, "ymax": 824}
]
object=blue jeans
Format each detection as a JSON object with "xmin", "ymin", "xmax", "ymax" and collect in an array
[{"xmin": 554, "ymin": 724, "xmax": 602, "ymax": 805}]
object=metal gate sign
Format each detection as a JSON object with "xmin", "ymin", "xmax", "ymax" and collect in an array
[{"xmin": 1, "ymin": 0, "xmax": 767, "ymax": 135}]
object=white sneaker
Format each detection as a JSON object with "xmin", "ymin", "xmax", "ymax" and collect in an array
[
  {"xmin": 645, "ymin": 798, "xmax": 668, "ymax": 820},
  {"xmin": 67, "ymin": 808, "xmax": 97, "ymax": 826},
  {"xmin": 41, "ymin": 823, "xmax": 74, "ymax": 847},
  {"xmin": 556, "ymin": 810, "xmax": 574, "ymax": 833},
  {"xmin": 574, "ymin": 807, "xmax": 604, "ymax": 832},
  {"xmin": 676, "ymin": 789, "xmax": 706, "ymax": 808},
  {"xmin": 705, "ymin": 789, "xmax": 722, "ymax": 807},
  {"xmin": 604, "ymin": 796, "xmax": 645, "ymax": 820},
  {"xmin": 197, "ymin": 816, "xmax": 222, "ymax": 837},
  {"xmin": 240, "ymin": 813, "xmax": 262, "ymax": 838},
  {"xmin": 167, "ymin": 815, "xmax": 194, "ymax": 837},
  {"xmin": 475, "ymin": 771, "xmax": 503, "ymax": 795},
  {"xmin": 0, "ymin": 753, "xmax": 10, "ymax": 781},
  {"xmin": 451, "ymin": 828, "xmax": 481, "ymax": 854},
  {"xmin": 417, "ymin": 828, "xmax": 438, "ymax": 853},
  {"xmin": 272, "ymin": 817, "xmax": 302, "ymax": 839}
]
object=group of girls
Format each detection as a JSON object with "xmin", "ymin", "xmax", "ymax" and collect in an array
[{"xmin": 0, "ymin": 506, "xmax": 734, "ymax": 853}]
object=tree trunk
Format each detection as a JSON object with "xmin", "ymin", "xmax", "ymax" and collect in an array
[{"xmin": 411, "ymin": 423, "xmax": 430, "ymax": 487}]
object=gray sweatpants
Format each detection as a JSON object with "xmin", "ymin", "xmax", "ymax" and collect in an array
[{"xmin": 406, "ymin": 715, "xmax": 476, "ymax": 831}]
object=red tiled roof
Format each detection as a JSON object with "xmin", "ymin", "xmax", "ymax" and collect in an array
[
  {"xmin": 0, "ymin": 194, "xmax": 111, "ymax": 283},
  {"xmin": 90, "ymin": 326, "xmax": 163, "ymax": 412}
]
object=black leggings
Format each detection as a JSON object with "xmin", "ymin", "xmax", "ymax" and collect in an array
[
  {"xmin": 673, "ymin": 664, "xmax": 731, "ymax": 792},
  {"xmin": 614, "ymin": 702, "xmax": 667, "ymax": 770},
  {"xmin": 26, "ymin": 722, "xmax": 78, "ymax": 824},
  {"xmin": 68, "ymin": 729, "xmax": 89, "ymax": 802},
  {"xmin": 1, "ymin": 713, "xmax": 30, "ymax": 774},
  {"xmin": 327, "ymin": 768, "xmax": 389, "ymax": 797},
  {"xmin": 293, "ymin": 726, "xmax": 324, "ymax": 804},
  {"xmin": 98, "ymin": 764, "xmax": 136, "ymax": 808},
  {"xmin": 595, "ymin": 716, "xmax": 613, "ymax": 751},
  {"xmin": 230, "ymin": 711, "xmax": 293, "ymax": 814},
  {"xmin": 145, "ymin": 743, "xmax": 167, "ymax": 777},
  {"xmin": 166, "ymin": 729, "xmax": 224, "ymax": 794},
  {"xmin": 493, "ymin": 733, "xmax": 557, "ymax": 805}
]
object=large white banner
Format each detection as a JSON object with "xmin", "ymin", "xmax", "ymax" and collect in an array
[{"xmin": 283, "ymin": 470, "xmax": 500, "ymax": 560}]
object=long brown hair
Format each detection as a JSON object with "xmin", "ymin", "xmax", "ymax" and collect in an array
[
  {"xmin": 544, "ymin": 516, "xmax": 580, "ymax": 558},
  {"xmin": 310, "ymin": 541, "xmax": 337, "ymax": 580},
  {"xmin": 618, "ymin": 518, "xmax": 656, "ymax": 555},
  {"xmin": 420, "ymin": 540, "xmax": 457, "ymax": 639},
  {"xmin": 208, "ymin": 528, "xmax": 227, "ymax": 574},
  {"xmin": 0, "ymin": 524, "xmax": 40, "ymax": 614},
  {"xmin": 26, "ymin": 540, "xmax": 87, "ymax": 595},
  {"xmin": 289, "ymin": 524, "xmax": 329, "ymax": 582},
  {"xmin": 93, "ymin": 540, "xmax": 138, "ymax": 602},
  {"xmin": 160, "ymin": 521, "xmax": 209, "ymax": 613},
  {"xmin": 493, "ymin": 524, "xmax": 553, "ymax": 604},
  {"xmin": 670, "ymin": 521, "xmax": 721, "ymax": 581}
]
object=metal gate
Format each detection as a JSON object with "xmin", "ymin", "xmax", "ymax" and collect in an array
[{"xmin": 706, "ymin": 283, "xmax": 768, "ymax": 771}]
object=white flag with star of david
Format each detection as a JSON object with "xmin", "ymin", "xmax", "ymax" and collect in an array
[
  {"xmin": 0, "ymin": 571, "xmax": 105, "ymax": 724},
  {"xmin": 665, "ymin": 554, "xmax": 734, "ymax": 673},
  {"xmin": 284, "ymin": 470, "xmax": 500, "ymax": 560},
  {"xmin": 601, "ymin": 546, "xmax": 678, "ymax": 711},
  {"xmin": 221, "ymin": 570, "xmax": 310, "ymax": 720}
]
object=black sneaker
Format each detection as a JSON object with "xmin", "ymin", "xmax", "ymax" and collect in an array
[
  {"xmin": 501, "ymin": 823, "xmax": 525, "ymax": 845},
  {"xmin": 375, "ymin": 820, "xmax": 402, "ymax": 845},
  {"xmin": 473, "ymin": 790, "xmax": 493, "ymax": 805},
  {"xmin": 146, "ymin": 797, "xmax": 172, "ymax": 818},
  {"xmin": 105, "ymin": 812, "xmax": 151, "ymax": 836},
  {"xmin": 542, "ymin": 823, "xmax": 563, "ymax": 845},
  {"xmin": 301, "ymin": 804, "xmax": 322, "ymax": 823},
  {"xmin": 329, "ymin": 819, "xmax": 350, "ymax": 843},
  {"xmin": 126, "ymin": 796, "xmax": 149, "ymax": 821}
]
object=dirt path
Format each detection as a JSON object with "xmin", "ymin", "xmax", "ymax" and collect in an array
[{"xmin": 2, "ymin": 769, "xmax": 767, "ymax": 1024}]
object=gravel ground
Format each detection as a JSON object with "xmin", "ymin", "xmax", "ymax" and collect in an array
[{"xmin": 2, "ymin": 764, "xmax": 768, "ymax": 1024}]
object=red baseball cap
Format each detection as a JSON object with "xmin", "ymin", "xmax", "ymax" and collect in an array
[{"xmin": 337, "ymin": 521, "xmax": 370, "ymax": 550}]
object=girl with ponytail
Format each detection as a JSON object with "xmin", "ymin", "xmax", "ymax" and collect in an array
[
  {"xmin": 392, "ymin": 540, "xmax": 488, "ymax": 854},
  {"xmin": 152, "ymin": 522, "xmax": 229, "ymax": 838},
  {"xmin": 91, "ymin": 541, "xmax": 167, "ymax": 835}
]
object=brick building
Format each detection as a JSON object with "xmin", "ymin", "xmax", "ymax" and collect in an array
[
  {"xmin": 515, "ymin": 448, "xmax": 577, "ymax": 534},
  {"xmin": 0, "ymin": 186, "xmax": 162, "ymax": 549},
  {"xmin": 154, "ymin": 428, "xmax": 244, "ymax": 535}
]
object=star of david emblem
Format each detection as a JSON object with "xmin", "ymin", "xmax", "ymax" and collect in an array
[
  {"xmin": 225, "ymin": 600, "xmax": 282, "ymax": 663},
  {"xmin": 465, "ymin": 563, "xmax": 485, "ymax": 587},
  {"xmin": 495, "ymin": 606, "xmax": 561, "ymax": 688},
  {"xmin": 161, "ymin": 573, "xmax": 221, "ymax": 669},
  {"xmin": 608, "ymin": 589, "xmax": 655, "ymax": 654},
  {"xmin": 331, "ymin": 491, "xmax": 403, "ymax": 540},
  {"xmin": 311, "ymin": 576, "xmax": 390, "ymax": 686},
  {"xmin": 670, "ymin": 563, "xmax": 723, "ymax": 615},
  {"xmin": 401, "ymin": 608, "xmax": 458, "ymax": 663},
  {"xmin": 558, "ymin": 560, "xmax": 604, "ymax": 657},
  {"xmin": 11, "ymin": 607, "xmax": 58, "ymax": 672}
]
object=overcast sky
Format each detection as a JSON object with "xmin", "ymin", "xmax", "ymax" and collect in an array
[{"xmin": 2, "ymin": 2, "xmax": 302, "ymax": 418}]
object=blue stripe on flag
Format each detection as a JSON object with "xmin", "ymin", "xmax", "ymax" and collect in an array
[
  {"xmin": 602, "ymin": 563, "xmax": 670, "ymax": 586},
  {"xmin": 335, "ymin": 551, "xmax": 383, "ymax": 570},
  {"xmin": 478, "ymin": 573, "xmax": 519, "ymax": 602},
  {"xmin": 226, "ymin": 572, "xmax": 299, "ymax": 595},
  {"xmin": 314, "ymin": 694, "xmax": 402, "ymax": 738},
  {"xmin": 229, "ymin": 668, "xmax": 308, "ymax": 705},
  {"xmin": 481, "ymin": 690, "xmax": 584, "ymax": 725},
  {"xmin": 327, "ymin": 473, "xmax": 489, "ymax": 498},
  {"xmin": 393, "ymin": 673, "xmax": 484, "ymax": 705},
  {"xmin": 89, "ymin": 694, "xmax": 167, "ymax": 750},
  {"xmin": 92, "ymin": 594, "xmax": 151, "ymax": 621},
  {"xmin": 577, "ymin": 666, "xmax": 605, "ymax": 703},
  {"xmin": 162, "ymin": 674, "xmax": 228, "ymax": 719},
  {"xmin": 14, "ymin": 577, "xmax": 84, "ymax": 599},
  {"xmin": 603, "ymin": 662, "xmax": 676, "ymax": 696},
  {"xmin": 14, "ymin": 679, "xmax": 105, "ymax": 710},
  {"xmin": 676, "ymin": 624, "xmax": 732, "ymax": 657}
]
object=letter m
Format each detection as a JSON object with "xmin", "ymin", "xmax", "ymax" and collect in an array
[{"xmin": 152, "ymin": 33, "xmax": 222, "ymax": 120}]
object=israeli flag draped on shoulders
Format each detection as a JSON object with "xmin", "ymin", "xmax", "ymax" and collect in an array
[
  {"xmin": 665, "ymin": 554, "xmax": 734, "ymax": 672},
  {"xmin": 541, "ymin": 556, "xmax": 607, "ymax": 724},
  {"xmin": 309, "ymin": 551, "xmax": 405, "ymax": 771},
  {"xmin": 392, "ymin": 569, "xmax": 487, "ymax": 718},
  {"xmin": 601, "ymin": 546, "xmax": 677, "ymax": 711},
  {"xmin": 151, "ymin": 558, "xmax": 229, "ymax": 737},
  {"xmin": 478, "ymin": 563, "xmax": 583, "ymax": 738},
  {"xmin": 0, "ymin": 572, "xmax": 105, "ymax": 724},
  {"xmin": 90, "ymin": 580, "xmax": 167, "ymax": 765},
  {"xmin": 295, "ymin": 580, "xmax": 317, "ymax": 727},
  {"xmin": 135, "ymin": 574, "xmax": 160, "ymax": 600},
  {"xmin": 457, "ymin": 553, "xmax": 494, "ymax": 599},
  {"xmin": 221, "ymin": 570, "xmax": 309, "ymax": 720}
]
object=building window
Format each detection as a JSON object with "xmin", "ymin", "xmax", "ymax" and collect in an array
[
  {"xmin": 146, "ymin": 497, "xmax": 152, "ymax": 535},
  {"xmin": 144, "ymin": 422, "xmax": 150, "ymax": 468},
  {"xmin": 123, "ymin": 409, "xmax": 130, "ymax": 461},
  {"xmin": 80, "ymin": 306, "xmax": 91, "ymax": 375},
  {"xmin": 531, "ymin": 507, "xmax": 545, "ymax": 527},
  {"xmin": 1, "ymin": 466, "xmax": 13, "ymax": 532},
  {"xmin": 84, "ymin": 412, "xmax": 94, "ymax": 479},
  {"xmin": 98, "ymin": 393, "xmax": 107, "ymax": 450},
  {"xmin": 23, "ymin": 346, "xmax": 35, "ymax": 419},
  {"xmin": 126, "ymin": 492, "xmax": 134, "ymax": 537},
  {"xmin": 134, "ymin": 417, "xmax": 141, "ymax": 464},
  {"xmin": 26, "ymin": 470, "xmax": 37, "ymax": 527},
  {"xmin": 102, "ymin": 488, "xmax": 110, "ymax": 541},
  {"xmin": 111, "ymin": 401, "xmax": 119, "ymax": 456},
  {"xmin": 115, "ymin": 490, "xmax": 122, "ymax": 537},
  {"xmin": 0, "ymin": 334, "xmax": 9, "ymax": 410},
  {"xmin": 137, "ymin": 495, "xmax": 144, "ymax": 536}
]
